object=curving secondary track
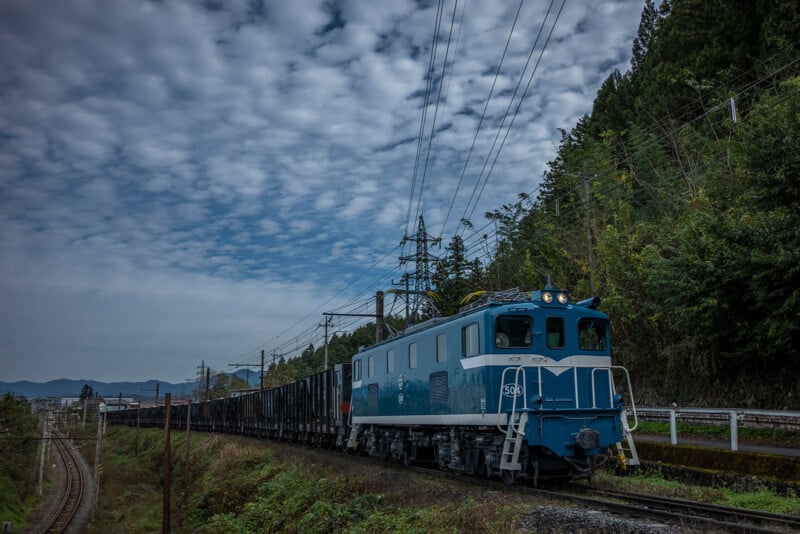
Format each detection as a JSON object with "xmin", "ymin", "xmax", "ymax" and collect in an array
[{"xmin": 40, "ymin": 429, "xmax": 86, "ymax": 534}]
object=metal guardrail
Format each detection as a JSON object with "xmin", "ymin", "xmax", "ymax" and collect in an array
[{"xmin": 637, "ymin": 407, "xmax": 800, "ymax": 451}]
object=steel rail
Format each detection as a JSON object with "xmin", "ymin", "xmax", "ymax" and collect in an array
[
  {"xmin": 570, "ymin": 485, "xmax": 800, "ymax": 533},
  {"xmin": 41, "ymin": 430, "xmax": 86, "ymax": 533}
]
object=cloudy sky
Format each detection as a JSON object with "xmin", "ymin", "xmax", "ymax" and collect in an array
[{"xmin": 0, "ymin": 0, "xmax": 644, "ymax": 384}]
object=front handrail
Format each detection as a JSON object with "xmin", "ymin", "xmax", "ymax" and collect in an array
[{"xmin": 497, "ymin": 363, "xmax": 638, "ymax": 435}]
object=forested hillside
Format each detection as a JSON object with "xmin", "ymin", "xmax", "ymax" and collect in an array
[
  {"xmin": 265, "ymin": 1, "xmax": 799, "ymax": 409},
  {"xmin": 434, "ymin": 0, "xmax": 800, "ymax": 408}
]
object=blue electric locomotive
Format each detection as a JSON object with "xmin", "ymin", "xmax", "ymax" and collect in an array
[{"xmin": 347, "ymin": 287, "xmax": 638, "ymax": 483}]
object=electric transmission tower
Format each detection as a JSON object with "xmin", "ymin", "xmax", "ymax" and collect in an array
[{"xmin": 397, "ymin": 215, "xmax": 441, "ymax": 323}]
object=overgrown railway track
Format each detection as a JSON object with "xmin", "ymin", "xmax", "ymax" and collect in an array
[
  {"xmin": 255, "ymin": 438, "xmax": 800, "ymax": 532},
  {"xmin": 40, "ymin": 429, "xmax": 86, "ymax": 533},
  {"xmin": 337, "ymin": 445, "xmax": 800, "ymax": 532}
]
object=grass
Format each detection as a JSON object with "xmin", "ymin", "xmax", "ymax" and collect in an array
[
  {"xmin": 87, "ymin": 426, "xmax": 799, "ymax": 532},
  {"xmin": 594, "ymin": 469, "xmax": 800, "ymax": 515},
  {"xmin": 89, "ymin": 428, "xmax": 536, "ymax": 533}
]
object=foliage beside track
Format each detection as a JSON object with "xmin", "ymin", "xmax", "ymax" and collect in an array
[
  {"xmin": 90, "ymin": 427, "xmax": 532, "ymax": 533},
  {"xmin": 0, "ymin": 394, "xmax": 41, "ymax": 530},
  {"xmin": 595, "ymin": 469, "xmax": 800, "ymax": 515},
  {"xmin": 91, "ymin": 426, "xmax": 800, "ymax": 532}
]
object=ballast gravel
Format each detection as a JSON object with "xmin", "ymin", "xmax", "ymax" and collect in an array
[{"xmin": 519, "ymin": 505, "xmax": 685, "ymax": 533}]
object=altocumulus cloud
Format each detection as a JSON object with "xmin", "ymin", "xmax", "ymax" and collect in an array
[{"xmin": 0, "ymin": 0, "xmax": 644, "ymax": 382}]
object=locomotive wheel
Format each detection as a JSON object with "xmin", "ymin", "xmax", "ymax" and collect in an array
[
  {"xmin": 500, "ymin": 469, "xmax": 516, "ymax": 485},
  {"xmin": 476, "ymin": 452, "xmax": 488, "ymax": 479}
]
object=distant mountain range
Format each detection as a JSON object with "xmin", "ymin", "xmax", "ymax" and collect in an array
[{"xmin": 0, "ymin": 370, "xmax": 257, "ymax": 399}]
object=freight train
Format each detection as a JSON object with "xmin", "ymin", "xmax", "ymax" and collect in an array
[{"xmin": 107, "ymin": 287, "xmax": 639, "ymax": 484}]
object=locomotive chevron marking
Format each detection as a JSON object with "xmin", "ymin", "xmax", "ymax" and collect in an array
[{"xmin": 459, "ymin": 354, "xmax": 612, "ymax": 375}]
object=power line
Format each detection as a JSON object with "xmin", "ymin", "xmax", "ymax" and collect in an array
[
  {"xmin": 404, "ymin": 0, "xmax": 446, "ymax": 240},
  {"xmin": 459, "ymin": 0, "xmax": 565, "ymax": 234},
  {"xmin": 439, "ymin": 0, "xmax": 527, "ymax": 239},
  {"xmin": 413, "ymin": 0, "xmax": 462, "ymax": 226}
]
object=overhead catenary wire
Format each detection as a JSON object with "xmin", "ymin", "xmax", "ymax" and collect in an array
[
  {"xmin": 413, "ymin": 0, "xmax": 462, "ymax": 227},
  {"xmin": 247, "ymin": 54, "xmax": 800, "ymax": 372},
  {"xmin": 438, "ymin": 0, "xmax": 527, "ymax": 240},
  {"xmin": 404, "ymin": 0, "xmax": 446, "ymax": 243},
  {"xmin": 225, "ymin": 30, "xmax": 799, "ymax": 373},
  {"xmin": 458, "ymin": 0, "xmax": 565, "ymax": 236},
  {"xmin": 453, "ymin": 54, "xmax": 800, "ymax": 256}
]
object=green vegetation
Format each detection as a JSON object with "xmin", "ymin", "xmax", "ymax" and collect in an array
[
  {"xmin": 90, "ymin": 427, "xmax": 530, "ymax": 533},
  {"xmin": 264, "ymin": 1, "xmax": 800, "ymax": 410},
  {"xmin": 428, "ymin": 0, "xmax": 800, "ymax": 409},
  {"xmin": 595, "ymin": 470, "xmax": 800, "ymax": 515},
  {"xmin": 94, "ymin": 427, "xmax": 800, "ymax": 531},
  {"xmin": 0, "ymin": 394, "xmax": 41, "ymax": 530}
]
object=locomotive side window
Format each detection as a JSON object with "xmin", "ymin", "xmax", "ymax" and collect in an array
[
  {"xmin": 494, "ymin": 315, "xmax": 532, "ymax": 348},
  {"xmin": 578, "ymin": 319, "xmax": 608, "ymax": 351},
  {"xmin": 367, "ymin": 355, "xmax": 375, "ymax": 377},
  {"xmin": 546, "ymin": 317, "xmax": 565, "ymax": 349},
  {"xmin": 462, "ymin": 322, "xmax": 480, "ymax": 357},
  {"xmin": 387, "ymin": 350, "xmax": 395, "ymax": 374},
  {"xmin": 353, "ymin": 359, "xmax": 362, "ymax": 381},
  {"xmin": 436, "ymin": 334, "xmax": 447, "ymax": 362},
  {"xmin": 409, "ymin": 342, "xmax": 418, "ymax": 369}
]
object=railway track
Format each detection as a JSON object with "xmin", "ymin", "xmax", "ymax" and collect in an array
[
  {"xmin": 40, "ymin": 429, "xmax": 86, "ymax": 534},
  {"xmin": 343, "ymin": 448, "xmax": 800, "ymax": 532},
  {"xmin": 252, "ymin": 439, "xmax": 800, "ymax": 532},
  {"xmin": 560, "ymin": 484, "xmax": 800, "ymax": 533}
]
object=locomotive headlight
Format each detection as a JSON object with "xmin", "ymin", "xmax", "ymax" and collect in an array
[
  {"xmin": 557, "ymin": 292, "xmax": 569, "ymax": 304},
  {"xmin": 542, "ymin": 291, "xmax": 553, "ymax": 303}
]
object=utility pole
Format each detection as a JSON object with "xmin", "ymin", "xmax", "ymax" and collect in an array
[
  {"xmin": 36, "ymin": 412, "xmax": 49, "ymax": 496},
  {"xmin": 584, "ymin": 171, "xmax": 595, "ymax": 293},
  {"xmin": 195, "ymin": 360, "xmax": 208, "ymax": 402},
  {"xmin": 229, "ymin": 349, "xmax": 265, "ymax": 392},
  {"xmin": 323, "ymin": 291, "xmax": 387, "ymax": 348},
  {"xmin": 162, "ymin": 393, "xmax": 172, "ymax": 534},
  {"xmin": 136, "ymin": 403, "xmax": 141, "ymax": 455},
  {"xmin": 184, "ymin": 400, "xmax": 191, "ymax": 505},
  {"xmin": 141, "ymin": 383, "xmax": 159, "ymax": 404},
  {"xmin": 320, "ymin": 316, "xmax": 333, "ymax": 370},
  {"xmin": 92, "ymin": 411, "xmax": 103, "ymax": 520}
]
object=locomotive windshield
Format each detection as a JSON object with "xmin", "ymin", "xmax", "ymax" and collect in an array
[
  {"xmin": 578, "ymin": 318, "xmax": 608, "ymax": 351},
  {"xmin": 494, "ymin": 315, "xmax": 532, "ymax": 348}
]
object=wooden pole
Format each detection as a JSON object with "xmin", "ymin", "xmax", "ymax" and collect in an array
[
  {"xmin": 36, "ymin": 414, "xmax": 46, "ymax": 496},
  {"xmin": 162, "ymin": 393, "xmax": 171, "ymax": 534},
  {"xmin": 184, "ymin": 400, "xmax": 191, "ymax": 504},
  {"xmin": 92, "ymin": 412, "xmax": 103, "ymax": 519},
  {"xmin": 136, "ymin": 403, "xmax": 141, "ymax": 455}
]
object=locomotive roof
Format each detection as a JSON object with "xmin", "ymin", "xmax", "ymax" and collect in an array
[{"xmin": 363, "ymin": 288, "xmax": 605, "ymax": 351}]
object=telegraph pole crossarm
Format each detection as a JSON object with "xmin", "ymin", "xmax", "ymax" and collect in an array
[{"xmin": 229, "ymin": 349, "xmax": 266, "ymax": 392}]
